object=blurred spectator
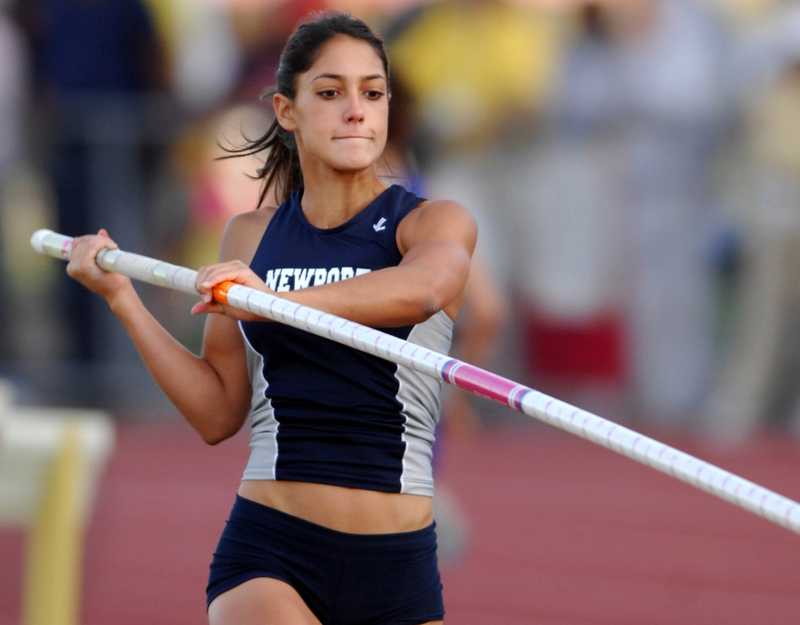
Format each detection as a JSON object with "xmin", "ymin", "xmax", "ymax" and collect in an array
[
  {"xmin": 388, "ymin": 0, "xmax": 560, "ymax": 150},
  {"xmin": 144, "ymin": 0, "xmax": 242, "ymax": 112},
  {"xmin": 704, "ymin": 4, "xmax": 800, "ymax": 440},
  {"xmin": 22, "ymin": 0, "xmax": 162, "ymax": 94},
  {"xmin": 723, "ymin": 0, "xmax": 800, "ymax": 101},
  {"xmin": 616, "ymin": 0, "xmax": 731, "ymax": 427},
  {"xmin": 387, "ymin": 0, "xmax": 562, "ymax": 383},
  {"xmin": 0, "ymin": 2, "xmax": 28, "ymax": 359},
  {"xmin": 0, "ymin": 3, "xmax": 24, "ymax": 177},
  {"xmin": 20, "ymin": 0, "xmax": 164, "ymax": 365},
  {"xmin": 512, "ymin": 4, "xmax": 629, "ymax": 409},
  {"xmin": 525, "ymin": 0, "xmax": 732, "ymax": 427}
]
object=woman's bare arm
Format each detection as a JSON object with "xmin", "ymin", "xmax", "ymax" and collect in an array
[
  {"xmin": 66, "ymin": 210, "xmax": 273, "ymax": 443},
  {"xmin": 193, "ymin": 200, "xmax": 477, "ymax": 327}
]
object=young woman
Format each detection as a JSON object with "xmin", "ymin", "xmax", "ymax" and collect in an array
[{"xmin": 66, "ymin": 13, "xmax": 476, "ymax": 625}]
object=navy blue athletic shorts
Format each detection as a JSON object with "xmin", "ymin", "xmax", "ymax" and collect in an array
[{"xmin": 207, "ymin": 494, "xmax": 445, "ymax": 624}]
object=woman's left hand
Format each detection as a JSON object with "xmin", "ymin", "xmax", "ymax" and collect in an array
[{"xmin": 192, "ymin": 260, "xmax": 273, "ymax": 321}]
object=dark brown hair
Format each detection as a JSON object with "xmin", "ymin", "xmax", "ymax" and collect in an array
[{"xmin": 224, "ymin": 12, "xmax": 390, "ymax": 206}]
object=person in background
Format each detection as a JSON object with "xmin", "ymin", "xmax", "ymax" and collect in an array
[
  {"xmin": 530, "ymin": 0, "xmax": 732, "ymax": 427},
  {"xmin": 0, "ymin": 1, "xmax": 28, "ymax": 360},
  {"xmin": 19, "ymin": 0, "xmax": 164, "ymax": 367}
]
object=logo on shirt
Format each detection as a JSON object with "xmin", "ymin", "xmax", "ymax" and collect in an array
[
  {"xmin": 373, "ymin": 217, "xmax": 387, "ymax": 232},
  {"xmin": 265, "ymin": 267, "xmax": 372, "ymax": 292}
]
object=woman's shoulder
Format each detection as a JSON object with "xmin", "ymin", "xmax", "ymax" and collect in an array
[
  {"xmin": 396, "ymin": 197, "xmax": 476, "ymax": 255},
  {"xmin": 400, "ymin": 197, "xmax": 474, "ymax": 230},
  {"xmin": 219, "ymin": 205, "xmax": 280, "ymax": 264}
]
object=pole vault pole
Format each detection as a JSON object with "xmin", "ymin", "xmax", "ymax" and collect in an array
[{"xmin": 31, "ymin": 229, "xmax": 800, "ymax": 535}]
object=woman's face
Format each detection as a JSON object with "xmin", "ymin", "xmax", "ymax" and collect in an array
[{"xmin": 276, "ymin": 36, "xmax": 389, "ymax": 175}]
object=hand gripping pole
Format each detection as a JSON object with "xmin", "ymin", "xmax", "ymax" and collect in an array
[{"xmin": 32, "ymin": 229, "xmax": 800, "ymax": 535}]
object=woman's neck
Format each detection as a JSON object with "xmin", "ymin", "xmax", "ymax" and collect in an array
[{"xmin": 299, "ymin": 165, "xmax": 388, "ymax": 230}]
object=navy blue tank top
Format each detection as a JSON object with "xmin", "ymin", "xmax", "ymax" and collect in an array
[{"xmin": 240, "ymin": 185, "xmax": 453, "ymax": 495}]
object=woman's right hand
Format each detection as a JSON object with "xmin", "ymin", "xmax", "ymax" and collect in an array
[
  {"xmin": 191, "ymin": 260, "xmax": 272, "ymax": 322},
  {"xmin": 66, "ymin": 229, "xmax": 133, "ymax": 304}
]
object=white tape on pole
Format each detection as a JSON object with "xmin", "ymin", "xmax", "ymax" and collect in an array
[{"xmin": 32, "ymin": 229, "xmax": 800, "ymax": 535}]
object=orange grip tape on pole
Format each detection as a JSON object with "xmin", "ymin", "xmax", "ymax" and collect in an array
[{"xmin": 212, "ymin": 281, "xmax": 237, "ymax": 305}]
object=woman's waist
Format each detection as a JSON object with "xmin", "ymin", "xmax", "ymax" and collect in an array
[{"xmin": 237, "ymin": 479, "xmax": 433, "ymax": 534}]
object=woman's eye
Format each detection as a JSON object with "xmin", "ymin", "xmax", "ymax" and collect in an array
[
  {"xmin": 319, "ymin": 90, "xmax": 338, "ymax": 99},
  {"xmin": 365, "ymin": 91, "xmax": 385, "ymax": 100}
]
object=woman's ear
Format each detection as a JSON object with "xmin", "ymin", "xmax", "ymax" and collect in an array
[{"xmin": 274, "ymin": 93, "xmax": 297, "ymax": 131}]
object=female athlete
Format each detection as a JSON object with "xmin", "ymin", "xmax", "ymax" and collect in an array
[{"xmin": 66, "ymin": 13, "xmax": 476, "ymax": 625}]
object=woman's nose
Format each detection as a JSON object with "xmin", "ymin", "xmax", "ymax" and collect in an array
[{"xmin": 345, "ymin": 93, "xmax": 365, "ymax": 123}]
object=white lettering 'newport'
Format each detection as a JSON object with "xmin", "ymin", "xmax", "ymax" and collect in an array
[{"xmin": 266, "ymin": 267, "xmax": 371, "ymax": 292}]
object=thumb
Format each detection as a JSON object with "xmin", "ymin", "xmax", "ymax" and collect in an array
[{"xmin": 191, "ymin": 301, "xmax": 224, "ymax": 316}]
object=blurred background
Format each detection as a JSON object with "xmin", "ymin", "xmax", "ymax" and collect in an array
[{"xmin": 1, "ymin": 0, "xmax": 800, "ymax": 623}]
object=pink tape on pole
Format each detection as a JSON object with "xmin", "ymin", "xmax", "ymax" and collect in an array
[{"xmin": 442, "ymin": 360, "xmax": 531, "ymax": 410}]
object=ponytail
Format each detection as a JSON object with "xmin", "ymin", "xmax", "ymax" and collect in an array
[{"xmin": 220, "ymin": 114, "xmax": 302, "ymax": 207}]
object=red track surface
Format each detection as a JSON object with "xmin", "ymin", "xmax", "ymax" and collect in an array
[{"xmin": 2, "ymin": 421, "xmax": 800, "ymax": 624}]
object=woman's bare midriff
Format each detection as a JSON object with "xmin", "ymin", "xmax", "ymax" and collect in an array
[{"xmin": 238, "ymin": 479, "xmax": 434, "ymax": 534}]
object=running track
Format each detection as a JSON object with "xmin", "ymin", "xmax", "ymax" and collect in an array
[{"xmin": 2, "ymin": 421, "xmax": 799, "ymax": 624}]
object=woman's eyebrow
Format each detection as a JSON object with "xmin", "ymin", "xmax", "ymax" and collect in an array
[{"xmin": 311, "ymin": 73, "xmax": 386, "ymax": 83}]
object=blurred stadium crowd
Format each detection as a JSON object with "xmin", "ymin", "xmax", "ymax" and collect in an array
[{"xmin": 1, "ymin": 0, "xmax": 800, "ymax": 444}]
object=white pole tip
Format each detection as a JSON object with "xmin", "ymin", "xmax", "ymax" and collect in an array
[{"xmin": 30, "ymin": 229, "xmax": 55, "ymax": 254}]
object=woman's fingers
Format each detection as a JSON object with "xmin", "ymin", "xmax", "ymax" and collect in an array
[
  {"xmin": 65, "ymin": 231, "xmax": 131, "ymax": 300},
  {"xmin": 195, "ymin": 261, "xmax": 270, "ymax": 301},
  {"xmin": 191, "ymin": 298, "xmax": 262, "ymax": 322},
  {"xmin": 96, "ymin": 228, "xmax": 116, "ymax": 246},
  {"xmin": 191, "ymin": 301, "xmax": 223, "ymax": 315},
  {"xmin": 200, "ymin": 262, "xmax": 258, "ymax": 288},
  {"xmin": 67, "ymin": 232, "xmax": 113, "ymax": 276},
  {"xmin": 196, "ymin": 262, "xmax": 236, "ymax": 295},
  {"xmin": 192, "ymin": 261, "xmax": 271, "ymax": 321}
]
